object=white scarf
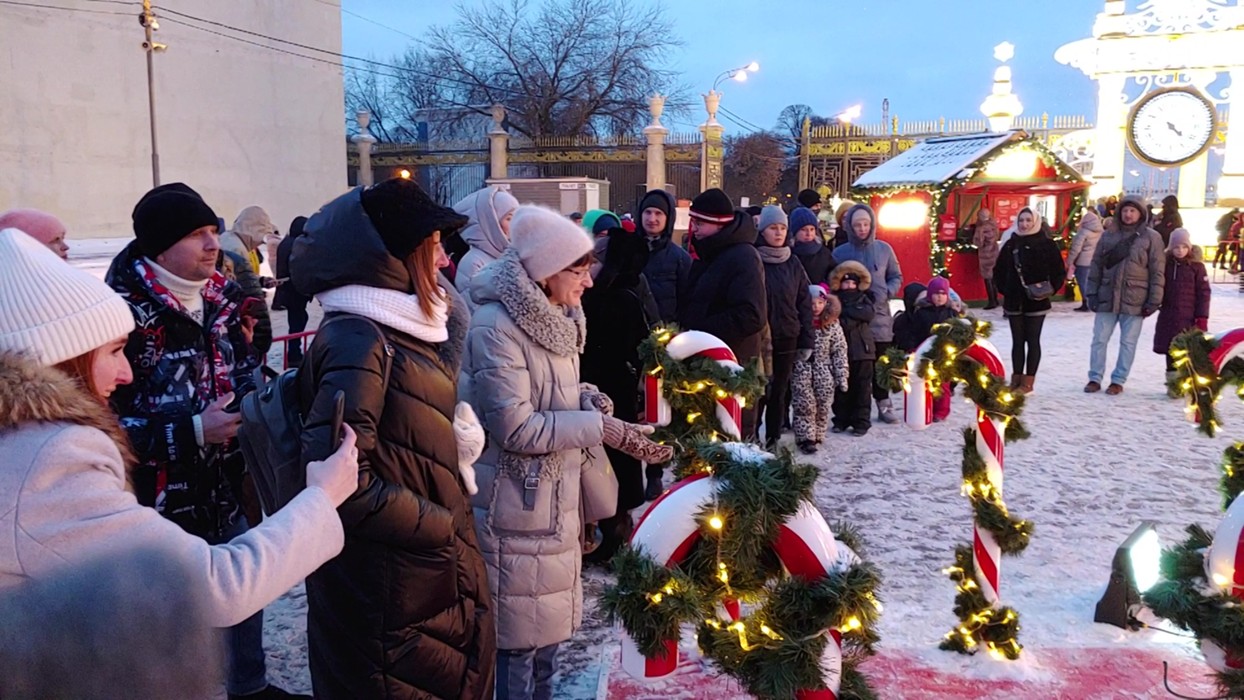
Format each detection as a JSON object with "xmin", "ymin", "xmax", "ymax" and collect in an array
[
  {"xmin": 143, "ymin": 257, "xmax": 207, "ymax": 322},
  {"xmin": 316, "ymin": 284, "xmax": 449, "ymax": 343}
]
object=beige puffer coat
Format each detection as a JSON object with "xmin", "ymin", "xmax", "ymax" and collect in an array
[{"xmin": 460, "ymin": 249, "xmax": 606, "ymax": 650}]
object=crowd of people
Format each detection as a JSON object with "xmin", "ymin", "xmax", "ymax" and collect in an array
[{"xmin": 0, "ymin": 176, "xmax": 1219, "ymax": 699}]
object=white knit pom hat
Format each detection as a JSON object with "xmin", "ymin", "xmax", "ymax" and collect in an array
[
  {"xmin": 507, "ymin": 204, "xmax": 595, "ymax": 282},
  {"xmin": 0, "ymin": 228, "xmax": 135, "ymax": 366}
]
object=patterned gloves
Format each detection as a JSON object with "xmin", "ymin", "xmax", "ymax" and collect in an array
[{"xmin": 602, "ymin": 415, "xmax": 674, "ymax": 464}]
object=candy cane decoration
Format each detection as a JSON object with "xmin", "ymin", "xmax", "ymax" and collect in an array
[
  {"xmin": 1201, "ymin": 493, "xmax": 1244, "ymax": 671},
  {"xmin": 645, "ymin": 330, "xmax": 744, "ymax": 439},
  {"xmin": 1182, "ymin": 329, "xmax": 1244, "ymax": 424},
  {"xmin": 620, "ymin": 464, "xmax": 856, "ymax": 699},
  {"xmin": 904, "ymin": 332, "xmax": 1008, "ymax": 606}
]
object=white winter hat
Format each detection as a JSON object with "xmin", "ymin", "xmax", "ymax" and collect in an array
[
  {"xmin": 0, "ymin": 228, "xmax": 135, "ymax": 366},
  {"xmin": 507, "ymin": 204, "xmax": 595, "ymax": 282}
]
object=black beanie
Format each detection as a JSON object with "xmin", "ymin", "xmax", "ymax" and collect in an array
[
  {"xmin": 638, "ymin": 190, "xmax": 672, "ymax": 218},
  {"xmin": 689, "ymin": 188, "xmax": 735, "ymax": 224},
  {"xmin": 360, "ymin": 178, "xmax": 469, "ymax": 260},
  {"xmin": 797, "ymin": 189, "xmax": 822, "ymax": 208},
  {"xmin": 131, "ymin": 183, "xmax": 220, "ymax": 258}
]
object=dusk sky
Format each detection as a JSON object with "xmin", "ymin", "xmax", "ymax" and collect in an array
[{"xmin": 341, "ymin": 0, "xmax": 1105, "ymax": 134}]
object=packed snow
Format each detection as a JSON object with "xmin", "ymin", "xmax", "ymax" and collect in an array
[{"xmin": 70, "ymin": 242, "xmax": 1244, "ymax": 697}]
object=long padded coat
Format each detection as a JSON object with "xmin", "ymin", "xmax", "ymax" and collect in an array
[{"xmin": 461, "ymin": 249, "xmax": 607, "ymax": 651}]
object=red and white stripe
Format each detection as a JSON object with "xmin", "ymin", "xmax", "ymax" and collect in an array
[
  {"xmin": 644, "ymin": 331, "xmax": 745, "ymax": 438},
  {"xmin": 1184, "ymin": 329, "xmax": 1244, "ymax": 423},
  {"xmin": 621, "ymin": 472, "xmax": 853, "ymax": 698},
  {"xmin": 902, "ymin": 330, "xmax": 1008, "ymax": 606}
]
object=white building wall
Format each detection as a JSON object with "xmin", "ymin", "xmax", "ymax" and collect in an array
[{"xmin": 0, "ymin": 0, "xmax": 346, "ymax": 239}]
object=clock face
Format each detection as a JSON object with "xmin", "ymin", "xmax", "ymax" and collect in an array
[{"xmin": 1127, "ymin": 88, "xmax": 1217, "ymax": 167}]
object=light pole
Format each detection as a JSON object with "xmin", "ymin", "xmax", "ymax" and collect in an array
[
  {"xmin": 701, "ymin": 62, "xmax": 759, "ymax": 192},
  {"xmin": 139, "ymin": 0, "xmax": 166, "ymax": 187}
]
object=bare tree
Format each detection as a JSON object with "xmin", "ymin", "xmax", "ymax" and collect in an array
[
  {"xmin": 346, "ymin": 0, "xmax": 688, "ymax": 140},
  {"xmin": 344, "ymin": 69, "xmax": 403, "ymax": 142},
  {"xmin": 724, "ymin": 132, "xmax": 784, "ymax": 205}
]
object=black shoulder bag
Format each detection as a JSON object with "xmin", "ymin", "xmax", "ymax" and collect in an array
[{"xmin": 1012, "ymin": 246, "xmax": 1054, "ymax": 301}]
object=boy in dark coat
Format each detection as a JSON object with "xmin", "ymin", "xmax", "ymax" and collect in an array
[
  {"xmin": 912, "ymin": 277, "xmax": 962, "ymax": 421},
  {"xmin": 829, "ymin": 260, "xmax": 876, "ymax": 436},
  {"xmin": 1153, "ymin": 227, "xmax": 1210, "ymax": 393},
  {"xmin": 891, "ymin": 282, "xmax": 928, "ymax": 353}
]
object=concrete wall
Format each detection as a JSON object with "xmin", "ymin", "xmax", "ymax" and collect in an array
[{"xmin": 0, "ymin": 0, "xmax": 345, "ymax": 239}]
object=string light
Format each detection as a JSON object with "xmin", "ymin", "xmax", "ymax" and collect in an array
[{"xmin": 709, "ymin": 515, "xmax": 724, "ymax": 530}]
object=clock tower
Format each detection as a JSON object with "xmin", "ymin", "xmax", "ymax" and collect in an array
[{"xmin": 1056, "ymin": 0, "xmax": 1244, "ymax": 208}]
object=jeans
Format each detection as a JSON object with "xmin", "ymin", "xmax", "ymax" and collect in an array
[
  {"xmin": 1074, "ymin": 266, "xmax": 1091, "ymax": 305},
  {"xmin": 496, "ymin": 644, "xmax": 560, "ymax": 700},
  {"xmin": 206, "ymin": 518, "xmax": 269, "ymax": 696},
  {"xmin": 1089, "ymin": 312, "xmax": 1146, "ymax": 385}
]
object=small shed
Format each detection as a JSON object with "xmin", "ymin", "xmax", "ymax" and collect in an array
[{"xmin": 850, "ymin": 130, "xmax": 1090, "ymax": 301}]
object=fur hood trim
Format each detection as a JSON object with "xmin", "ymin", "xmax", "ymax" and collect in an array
[
  {"xmin": 487, "ymin": 249, "xmax": 587, "ymax": 357},
  {"xmin": 0, "ymin": 353, "xmax": 137, "ymax": 470},
  {"xmin": 829, "ymin": 260, "xmax": 872, "ymax": 291}
]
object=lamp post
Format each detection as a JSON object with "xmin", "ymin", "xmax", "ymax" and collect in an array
[
  {"xmin": 980, "ymin": 42, "xmax": 1023, "ymax": 133},
  {"xmin": 701, "ymin": 62, "xmax": 759, "ymax": 192}
]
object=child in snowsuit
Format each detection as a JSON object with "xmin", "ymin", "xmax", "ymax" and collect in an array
[
  {"xmin": 912, "ymin": 276, "xmax": 964, "ymax": 421},
  {"xmin": 792, "ymin": 284, "xmax": 850, "ymax": 454},
  {"xmin": 829, "ymin": 261, "xmax": 876, "ymax": 436},
  {"xmin": 1153, "ymin": 228, "xmax": 1210, "ymax": 393}
]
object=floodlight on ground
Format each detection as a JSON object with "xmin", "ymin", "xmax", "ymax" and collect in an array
[{"xmin": 1094, "ymin": 521, "xmax": 1161, "ymax": 629}]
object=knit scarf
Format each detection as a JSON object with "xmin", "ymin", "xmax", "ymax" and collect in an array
[
  {"xmin": 493, "ymin": 250, "xmax": 587, "ymax": 357},
  {"xmin": 793, "ymin": 241, "xmax": 822, "ymax": 257},
  {"xmin": 758, "ymin": 246, "xmax": 792, "ymax": 264},
  {"xmin": 316, "ymin": 284, "xmax": 449, "ymax": 343}
]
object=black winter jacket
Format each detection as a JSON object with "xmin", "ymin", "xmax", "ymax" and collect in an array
[
  {"xmin": 758, "ymin": 248, "xmax": 813, "ymax": 350},
  {"xmin": 835, "ymin": 289, "xmax": 877, "ymax": 361},
  {"xmin": 273, "ymin": 220, "xmax": 309, "ymax": 312},
  {"xmin": 994, "ymin": 232, "xmax": 1066, "ymax": 316},
  {"xmin": 793, "ymin": 240, "xmax": 835, "ymax": 285},
  {"xmin": 678, "ymin": 212, "xmax": 768, "ymax": 364},
  {"xmin": 912, "ymin": 301, "xmax": 957, "ymax": 340},
  {"xmin": 106, "ymin": 242, "xmax": 256, "ymax": 541},
  {"xmin": 291, "ymin": 188, "xmax": 495, "ymax": 700},
  {"xmin": 639, "ymin": 190, "xmax": 692, "ymax": 323}
]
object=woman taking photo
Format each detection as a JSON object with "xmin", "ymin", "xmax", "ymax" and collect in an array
[
  {"xmin": 462, "ymin": 204, "xmax": 672, "ymax": 700},
  {"xmin": 0, "ymin": 227, "xmax": 359, "ymax": 627},
  {"xmin": 993, "ymin": 207, "xmax": 1066, "ymax": 395},
  {"xmin": 290, "ymin": 178, "xmax": 496, "ymax": 699}
]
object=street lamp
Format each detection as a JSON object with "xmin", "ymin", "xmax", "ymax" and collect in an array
[
  {"xmin": 712, "ymin": 61, "xmax": 760, "ymax": 91},
  {"xmin": 835, "ymin": 104, "xmax": 863, "ymax": 124},
  {"xmin": 980, "ymin": 42, "xmax": 1023, "ymax": 133}
]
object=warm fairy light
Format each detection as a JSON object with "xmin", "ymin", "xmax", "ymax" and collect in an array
[
  {"xmin": 648, "ymin": 592, "xmax": 664, "ymax": 604},
  {"xmin": 709, "ymin": 515, "xmax": 724, "ymax": 530},
  {"xmin": 687, "ymin": 412, "xmax": 701, "ymax": 423},
  {"xmin": 845, "ymin": 616, "xmax": 862, "ymax": 631}
]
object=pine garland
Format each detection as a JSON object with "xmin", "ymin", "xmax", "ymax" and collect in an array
[
  {"xmin": 877, "ymin": 316, "xmax": 1031, "ymax": 657},
  {"xmin": 637, "ymin": 325, "xmax": 766, "ymax": 472},
  {"xmin": 602, "ymin": 443, "xmax": 882, "ymax": 699},
  {"xmin": 1152, "ymin": 329, "xmax": 1244, "ymax": 696}
]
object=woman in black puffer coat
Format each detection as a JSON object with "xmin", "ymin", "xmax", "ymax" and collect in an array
[
  {"xmin": 755, "ymin": 205, "xmax": 813, "ymax": 448},
  {"xmin": 581, "ymin": 226, "xmax": 655, "ymax": 563},
  {"xmin": 291, "ymin": 179, "xmax": 496, "ymax": 700},
  {"xmin": 993, "ymin": 207, "xmax": 1066, "ymax": 395}
]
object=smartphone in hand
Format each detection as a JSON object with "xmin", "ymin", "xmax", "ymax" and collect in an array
[{"xmin": 330, "ymin": 390, "xmax": 346, "ymax": 453}]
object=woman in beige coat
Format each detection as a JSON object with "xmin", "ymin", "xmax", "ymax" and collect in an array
[
  {"xmin": 0, "ymin": 227, "xmax": 359, "ymax": 629},
  {"xmin": 461, "ymin": 206, "xmax": 671, "ymax": 700}
]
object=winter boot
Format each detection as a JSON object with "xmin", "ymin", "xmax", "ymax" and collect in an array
[
  {"xmin": 1009, "ymin": 373, "xmax": 1023, "ymax": 390},
  {"xmin": 983, "ymin": 279, "xmax": 999, "ymax": 310},
  {"xmin": 645, "ymin": 474, "xmax": 663, "ymax": 501},
  {"xmin": 877, "ymin": 398, "xmax": 899, "ymax": 424},
  {"xmin": 1019, "ymin": 375, "xmax": 1036, "ymax": 395},
  {"xmin": 1166, "ymin": 371, "xmax": 1181, "ymax": 399}
]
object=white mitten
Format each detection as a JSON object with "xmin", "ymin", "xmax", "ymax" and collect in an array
[{"xmin": 453, "ymin": 401, "xmax": 485, "ymax": 496}]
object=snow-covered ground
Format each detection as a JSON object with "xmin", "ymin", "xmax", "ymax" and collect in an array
[{"xmin": 70, "ymin": 241, "xmax": 1244, "ymax": 696}]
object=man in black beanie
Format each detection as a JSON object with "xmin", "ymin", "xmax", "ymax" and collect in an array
[
  {"xmin": 797, "ymin": 188, "xmax": 823, "ymax": 213},
  {"xmin": 677, "ymin": 188, "xmax": 767, "ymax": 440},
  {"xmin": 106, "ymin": 183, "xmax": 304, "ymax": 700}
]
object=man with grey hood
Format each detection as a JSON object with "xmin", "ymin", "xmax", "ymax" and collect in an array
[
  {"xmin": 1084, "ymin": 194, "xmax": 1165, "ymax": 395},
  {"xmin": 831, "ymin": 203, "xmax": 903, "ymax": 423},
  {"xmin": 454, "ymin": 185, "xmax": 519, "ymax": 312}
]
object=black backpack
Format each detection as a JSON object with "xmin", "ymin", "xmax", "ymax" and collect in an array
[{"xmin": 238, "ymin": 314, "xmax": 393, "ymax": 515}]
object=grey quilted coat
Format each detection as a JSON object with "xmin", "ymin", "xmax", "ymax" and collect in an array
[
  {"xmin": 461, "ymin": 249, "xmax": 606, "ymax": 650},
  {"xmin": 1087, "ymin": 195, "xmax": 1166, "ymax": 317}
]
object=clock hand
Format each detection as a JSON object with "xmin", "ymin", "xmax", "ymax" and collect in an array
[{"xmin": 1166, "ymin": 121, "xmax": 1184, "ymax": 137}]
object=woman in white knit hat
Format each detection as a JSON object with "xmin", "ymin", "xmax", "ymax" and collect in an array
[
  {"xmin": 460, "ymin": 205, "xmax": 674, "ymax": 700},
  {"xmin": 0, "ymin": 227, "xmax": 360, "ymax": 629}
]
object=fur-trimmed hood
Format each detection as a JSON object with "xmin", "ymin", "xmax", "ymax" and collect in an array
[
  {"xmin": 829, "ymin": 260, "xmax": 872, "ymax": 291},
  {"xmin": 471, "ymin": 248, "xmax": 587, "ymax": 357},
  {"xmin": 0, "ymin": 353, "xmax": 136, "ymax": 469}
]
